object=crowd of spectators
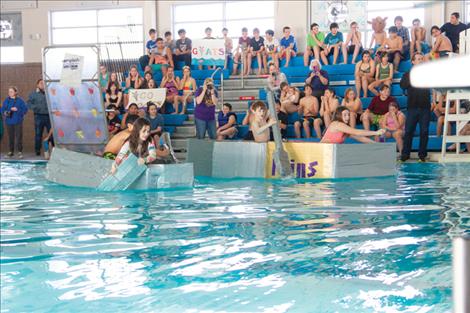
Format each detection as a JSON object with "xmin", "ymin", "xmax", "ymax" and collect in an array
[{"xmin": 1, "ymin": 12, "xmax": 469, "ymax": 161}]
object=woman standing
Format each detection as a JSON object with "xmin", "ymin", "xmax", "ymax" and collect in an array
[
  {"xmin": 1, "ymin": 86, "xmax": 28, "ymax": 158},
  {"xmin": 194, "ymin": 78, "xmax": 218, "ymax": 139}
]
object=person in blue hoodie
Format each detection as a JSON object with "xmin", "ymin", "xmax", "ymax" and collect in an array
[
  {"xmin": 27, "ymin": 79, "xmax": 51, "ymax": 156},
  {"xmin": 1, "ymin": 86, "xmax": 28, "ymax": 158}
]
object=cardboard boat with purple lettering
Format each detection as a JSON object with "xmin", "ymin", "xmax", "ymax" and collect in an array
[{"xmin": 42, "ymin": 45, "xmax": 194, "ymax": 190}]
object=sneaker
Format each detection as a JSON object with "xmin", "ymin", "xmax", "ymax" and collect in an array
[
  {"xmin": 35, "ymin": 151, "xmax": 41, "ymax": 156},
  {"xmin": 400, "ymin": 155, "xmax": 409, "ymax": 162},
  {"xmin": 7, "ymin": 152, "xmax": 13, "ymax": 158},
  {"xmin": 17, "ymin": 152, "xmax": 23, "ymax": 159}
]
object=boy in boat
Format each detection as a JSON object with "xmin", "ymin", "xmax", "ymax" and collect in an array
[{"xmin": 250, "ymin": 101, "xmax": 276, "ymax": 143}]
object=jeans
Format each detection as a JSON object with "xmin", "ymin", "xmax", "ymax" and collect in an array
[
  {"xmin": 139, "ymin": 55, "xmax": 150, "ymax": 70},
  {"xmin": 34, "ymin": 114, "xmax": 52, "ymax": 153},
  {"xmin": 402, "ymin": 107, "xmax": 430, "ymax": 159},
  {"xmin": 6, "ymin": 123, "xmax": 23, "ymax": 153},
  {"xmin": 195, "ymin": 118, "xmax": 216, "ymax": 140},
  {"xmin": 174, "ymin": 53, "xmax": 192, "ymax": 68}
]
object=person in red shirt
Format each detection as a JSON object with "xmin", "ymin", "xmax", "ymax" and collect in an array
[{"xmin": 361, "ymin": 84, "xmax": 397, "ymax": 131}]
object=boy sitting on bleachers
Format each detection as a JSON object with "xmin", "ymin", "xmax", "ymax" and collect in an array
[
  {"xmin": 279, "ymin": 26, "xmax": 297, "ymax": 68},
  {"xmin": 410, "ymin": 19, "xmax": 426, "ymax": 56},
  {"xmin": 275, "ymin": 101, "xmax": 289, "ymax": 139},
  {"xmin": 362, "ymin": 84, "xmax": 397, "ymax": 131},
  {"xmin": 216, "ymin": 103, "xmax": 238, "ymax": 140},
  {"xmin": 264, "ymin": 30, "xmax": 280, "ymax": 69},
  {"xmin": 341, "ymin": 21, "xmax": 362, "ymax": 64},
  {"xmin": 280, "ymin": 82, "xmax": 301, "ymax": 114},
  {"xmin": 294, "ymin": 84, "xmax": 321, "ymax": 139},
  {"xmin": 232, "ymin": 27, "xmax": 251, "ymax": 76},
  {"xmin": 321, "ymin": 22, "xmax": 343, "ymax": 65},
  {"xmin": 249, "ymin": 28, "xmax": 265, "ymax": 75},
  {"xmin": 304, "ymin": 23, "xmax": 325, "ymax": 66},
  {"xmin": 377, "ymin": 27, "xmax": 403, "ymax": 73}
]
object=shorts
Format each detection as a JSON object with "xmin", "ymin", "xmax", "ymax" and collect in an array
[
  {"xmin": 244, "ymin": 130, "xmax": 254, "ymax": 141},
  {"xmin": 103, "ymin": 152, "xmax": 116, "ymax": 160},
  {"xmin": 307, "ymin": 45, "xmax": 324, "ymax": 52},
  {"xmin": 435, "ymin": 51, "xmax": 451, "ymax": 58},
  {"xmin": 300, "ymin": 116, "xmax": 316, "ymax": 127},
  {"xmin": 388, "ymin": 51, "xmax": 404, "ymax": 63},
  {"xmin": 280, "ymin": 49, "xmax": 297, "ymax": 58},
  {"xmin": 347, "ymin": 45, "xmax": 363, "ymax": 54},
  {"xmin": 371, "ymin": 113, "xmax": 383, "ymax": 126}
]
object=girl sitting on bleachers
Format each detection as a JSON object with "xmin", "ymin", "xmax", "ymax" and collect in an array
[
  {"xmin": 160, "ymin": 67, "xmax": 180, "ymax": 114},
  {"xmin": 178, "ymin": 66, "xmax": 197, "ymax": 114},
  {"xmin": 368, "ymin": 53, "xmax": 393, "ymax": 96},
  {"xmin": 216, "ymin": 103, "xmax": 238, "ymax": 140},
  {"xmin": 341, "ymin": 88, "xmax": 362, "ymax": 129},
  {"xmin": 105, "ymin": 82, "xmax": 123, "ymax": 113},
  {"xmin": 379, "ymin": 102, "xmax": 405, "ymax": 154},
  {"xmin": 354, "ymin": 51, "xmax": 376, "ymax": 98},
  {"xmin": 319, "ymin": 88, "xmax": 339, "ymax": 130},
  {"xmin": 124, "ymin": 66, "xmax": 143, "ymax": 107},
  {"xmin": 321, "ymin": 107, "xmax": 385, "ymax": 144}
]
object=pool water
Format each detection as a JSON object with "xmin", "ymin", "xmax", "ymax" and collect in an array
[{"xmin": 1, "ymin": 162, "xmax": 469, "ymax": 313}]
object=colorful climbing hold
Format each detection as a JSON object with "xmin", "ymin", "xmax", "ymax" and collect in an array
[
  {"xmin": 50, "ymin": 88, "xmax": 57, "ymax": 96},
  {"xmin": 57, "ymin": 129, "xmax": 65, "ymax": 137},
  {"xmin": 91, "ymin": 108, "xmax": 98, "ymax": 117},
  {"xmin": 76, "ymin": 130, "xmax": 84, "ymax": 139},
  {"xmin": 95, "ymin": 128, "xmax": 102, "ymax": 138},
  {"xmin": 72, "ymin": 107, "xmax": 80, "ymax": 118},
  {"xmin": 69, "ymin": 88, "xmax": 75, "ymax": 96},
  {"xmin": 88, "ymin": 87, "xmax": 94, "ymax": 95}
]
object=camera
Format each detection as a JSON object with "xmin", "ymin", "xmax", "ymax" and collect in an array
[
  {"xmin": 207, "ymin": 84, "xmax": 213, "ymax": 90},
  {"xmin": 271, "ymin": 73, "xmax": 276, "ymax": 77},
  {"xmin": 4, "ymin": 111, "xmax": 12, "ymax": 118}
]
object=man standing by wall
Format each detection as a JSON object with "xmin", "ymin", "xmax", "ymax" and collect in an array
[
  {"xmin": 400, "ymin": 52, "xmax": 431, "ymax": 162},
  {"xmin": 440, "ymin": 12, "xmax": 470, "ymax": 53},
  {"xmin": 27, "ymin": 79, "xmax": 51, "ymax": 156}
]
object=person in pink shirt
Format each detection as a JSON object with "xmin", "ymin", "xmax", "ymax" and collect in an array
[{"xmin": 380, "ymin": 102, "xmax": 406, "ymax": 153}]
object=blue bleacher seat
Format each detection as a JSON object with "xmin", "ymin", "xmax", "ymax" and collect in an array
[
  {"xmin": 161, "ymin": 114, "xmax": 187, "ymax": 126},
  {"xmin": 398, "ymin": 60, "xmax": 412, "ymax": 72}
]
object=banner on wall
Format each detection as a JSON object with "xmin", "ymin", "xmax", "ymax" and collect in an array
[
  {"xmin": 265, "ymin": 142, "xmax": 334, "ymax": 179},
  {"xmin": 60, "ymin": 53, "xmax": 84, "ymax": 88},
  {"xmin": 0, "ymin": 12, "xmax": 22, "ymax": 46},
  {"xmin": 128, "ymin": 88, "xmax": 167, "ymax": 109},
  {"xmin": 191, "ymin": 39, "xmax": 226, "ymax": 66}
]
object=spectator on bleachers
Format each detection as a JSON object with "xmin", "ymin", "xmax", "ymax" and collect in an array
[
  {"xmin": 294, "ymin": 84, "xmax": 320, "ymax": 139},
  {"xmin": 178, "ymin": 66, "xmax": 197, "ymax": 115},
  {"xmin": 146, "ymin": 79, "xmax": 157, "ymax": 89},
  {"xmin": 342, "ymin": 21, "xmax": 362, "ymax": 64},
  {"xmin": 319, "ymin": 88, "xmax": 339, "ymax": 130},
  {"xmin": 124, "ymin": 65, "xmax": 143, "ymax": 107},
  {"xmin": 321, "ymin": 23, "xmax": 343, "ymax": 65},
  {"xmin": 368, "ymin": 53, "xmax": 393, "ymax": 96},
  {"xmin": 267, "ymin": 63, "xmax": 288, "ymax": 100},
  {"xmin": 304, "ymin": 23, "xmax": 325, "ymax": 66},
  {"xmin": 107, "ymin": 72, "xmax": 121, "ymax": 91},
  {"xmin": 139, "ymin": 28, "xmax": 157, "ymax": 70},
  {"xmin": 280, "ymin": 82, "xmax": 301, "ymax": 114},
  {"xmin": 121, "ymin": 103, "xmax": 139, "ymax": 129},
  {"xmin": 141, "ymin": 71, "xmax": 153, "ymax": 89},
  {"xmin": 194, "ymin": 78, "xmax": 218, "ymax": 139},
  {"xmin": 222, "ymin": 28, "xmax": 233, "ymax": 70},
  {"xmin": 400, "ymin": 52, "xmax": 431, "ymax": 162},
  {"xmin": 232, "ymin": 27, "xmax": 251, "ymax": 76},
  {"xmin": 174, "ymin": 29, "xmax": 192, "ymax": 69},
  {"xmin": 216, "ymin": 103, "xmax": 238, "ymax": 140},
  {"xmin": 410, "ymin": 19, "xmax": 426, "ymax": 56},
  {"xmin": 164, "ymin": 31, "xmax": 176, "ymax": 55},
  {"xmin": 305, "ymin": 59, "xmax": 329, "ymax": 104},
  {"xmin": 362, "ymin": 84, "xmax": 397, "ymax": 131},
  {"xmin": 249, "ymin": 28, "xmax": 265, "ymax": 75},
  {"xmin": 275, "ymin": 101, "xmax": 289, "ymax": 139},
  {"xmin": 355, "ymin": 50, "xmax": 376, "ymax": 98},
  {"xmin": 341, "ymin": 88, "xmax": 362, "ymax": 129},
  {"xmin": 104, "ymin": 114, "xmax": 138, "ymax": 160},
  {"xmin": 377, "ymin": 27, "xmax": 403, "ymax": 73},
  {"xmin": 200, "ymin": 27, "xmax": 216, "ymax": 70},
  {"xmin": 368, "ymin": 17, "xmax": 388, "ymax": 55},
  {"xmin": 380, "ymin": 102, "xmax": 405, "ymax": 154},
  {"xmin": 160, "ymin": 66, "xmax": 180, "ymax": 114},
  {"xmin": 437, "ymin": 101, "xmax": 455, "ymax": 137},
  {"xmin": 149, "ymin": 38, "xmax": 174, "ymax": 74},
  {"xmin": 105, "ymin": 82, "xmax": 123, "ymax": 112},
  {"xmin": 432, "ymin": 90, "xmax": 447, "ymax": 136},
  {"xmin": 440, "ymin": 12, "xmax": 470, "ymax": 53},
  {"xmin": 250, "ymin": 101, "xmax": 277, "ymax": 143},
  {"xmin": 99, "ymin": 65, "xmax": 109, "ymax": 95},
  {"xmin": 27, "ymin": 79, "xmax": 50, "ymax": 156},
  {"xmin": 321, "ymin": 107, "xmax": 385, "ymax": 144},
  {"xmin": 106, "ymin": 104, "xmax": 121, "ymax": 137},
  {"xmin": 279, "ymin": 26, "xmax": 297, "ymax": 68},
  {"xmin": 448, "ymin": 123, "xmax": 470, "ymax": 152},
  {"xmin": 425, "ymin": 26, "xmax": 453, "ymax": 61},
  {"xmin": 2, "ymin": 86, "xmax": 28, "ymax": 158},
  {"xmin": 263, "ymin": 30, "xmax": 280, "ymax": 69},
  {"xmin": 394, "ymin": 16, "xmax": 410, "ymax": 57},
  {"xmin": 147, "ymin": 101, "xmax": 165, "ymax": 146}
]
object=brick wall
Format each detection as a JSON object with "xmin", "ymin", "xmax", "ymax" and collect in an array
[{"xmin": 1, "ymin": 63, "xmax": 42, "ymax": 154}]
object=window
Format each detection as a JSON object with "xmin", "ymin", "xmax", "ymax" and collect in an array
[
  {"xmin": 364, "ymin": 1, "xmax": 426, "ymax": 47},
  {"xmin": 172, "ymin": 1, "xmax": 275, "ymax": 40},
  {"xmin": 466, "ymin": 1, "xmax": 470, "ymax": 23},
  {"xmin": 50, "ymin": 8, "xmax": 144, "ymax": 58}
]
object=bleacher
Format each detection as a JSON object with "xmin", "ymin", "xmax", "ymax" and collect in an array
[{"xmin": 132, "ymin": 52, "xmax": 445, "ymax": 152}]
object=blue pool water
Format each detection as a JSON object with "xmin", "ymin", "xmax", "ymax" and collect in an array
[{"xmin": 1, "ymin": 162, "xmax": 469, "ymax": 313}]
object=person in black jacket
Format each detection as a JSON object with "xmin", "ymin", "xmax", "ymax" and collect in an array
[
  {"xmin": 440, "ymin": 12, "xmax": 470, "ymax": 53},
  {"xmin": 400, "ymin": 52, "xmax": 431, "ymax": 162},
  {"xmin": 27, "ymin": 79, "xmax": 51, "ymax": 156}
]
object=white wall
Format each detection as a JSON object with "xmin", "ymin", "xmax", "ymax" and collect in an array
[
  {"xmin": 2, "ymin": 0, "xmax": 466, "ymax": 63},
  {"xmin": 1, "ymin": 0, "xmax": 156, "ymax": 63}
]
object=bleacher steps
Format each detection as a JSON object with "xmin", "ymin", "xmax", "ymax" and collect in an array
[
  {"xmin": 173, "ymin": 125, "xmax": 196, "ymax": 138},
  {"xmin": 223, "ymin": 77, "xmax": 268, "ymax": 89}
]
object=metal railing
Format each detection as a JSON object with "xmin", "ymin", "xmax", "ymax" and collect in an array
[{"xmin": 211, "ymin": 67, "xmax": 225, "ymax": 109}]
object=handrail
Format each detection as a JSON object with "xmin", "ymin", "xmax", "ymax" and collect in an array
[
  {"xmin": 265, "ymin": 87, "xmax": 292, "ymax": 178},
  {"xmin": 211, "ymin": 67, "xmax": 224, "ymax": 109}
]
